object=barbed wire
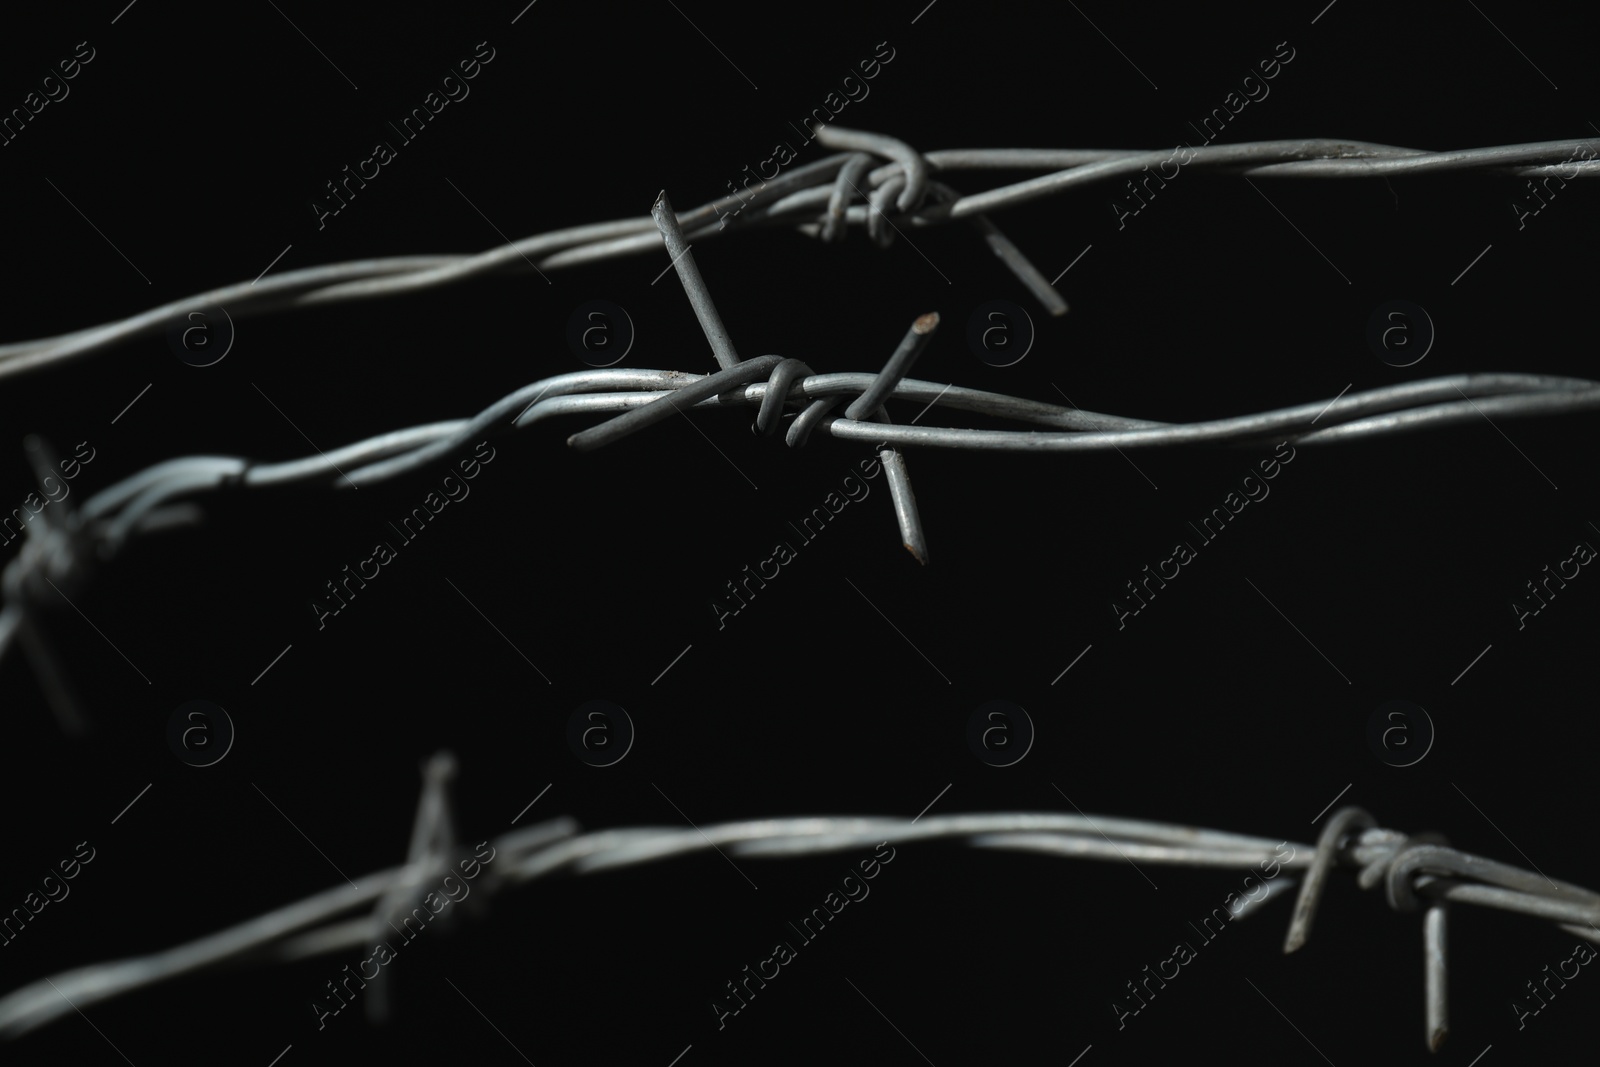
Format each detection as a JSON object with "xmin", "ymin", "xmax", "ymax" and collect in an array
[
  {"xmin": 2, "ymin": 125, "xmax": 1597, "ymax": 382},
  {"xmin": 0, "ymin": 750, "xmax": 1592, "ymax": 1051},
  {"xmin": 7, "ymin": 126, "xmax": 1594, "ymax": 1058},
  {"xmin": 4, "ymin": 357, "xmax": 1596, "ymax": 729},
  {"xmin": 5, "ymin": 174, "xmax": 1599, "ymax": 734}
]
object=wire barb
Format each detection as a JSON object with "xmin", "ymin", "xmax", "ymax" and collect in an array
[
  {"xmin": 0, "ymin": 760, "xmax": 1593, "ymax": 1053},
  {"xmin": 6, "ymin": 371, "xmax": 1600, "ymax": 720},
  {"xmin": 651, "ymin": 190, "xmax": 742, "ymax": 371},
  {"xmin": 4, "ymin": 129, "xmax": 1597, "ymax": 381}
]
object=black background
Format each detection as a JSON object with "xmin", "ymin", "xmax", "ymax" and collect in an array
[{"xmin": 1, "ymin": 1, "xmax": 1596, "ymax": 1063}]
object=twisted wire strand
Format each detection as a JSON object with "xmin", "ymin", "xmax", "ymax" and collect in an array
[
  {"xmin": 0, "ymin": 756, "xmax": 1590, "ymax": 1052},
  {"xmin": 2, "ymin": 127, "xmax": 1595, "ymax": 381},
  {"xmin": 6, "ymin": 128, "xmax": 1592, "ymax": 1054},
  {"xmin": 5, "ymin": 121, "xmax": 1597, "ymax": 716},
  {"xmin": 4, "ymin": 364, "xmax": 1598, "ymax": 704}
]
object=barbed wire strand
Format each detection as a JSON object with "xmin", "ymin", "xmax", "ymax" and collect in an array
[
  {"xmin": 3, "ymin": 127, "xmax": 1597, "ymax": 381},
  {"xmin": 0, "ymin": 751, "xmax": 1594, "ymax": 1051},
  {"xmin": 5, "ymin": 365, "xmax": 1596, "ymax": 686},
  {"xmin": 4, "ymin": 130, "xmax": 1594, "ymax": 1055},
  {"xmin": 5, "ymin": 207, "xmax": 1598, "ymax": 735}
]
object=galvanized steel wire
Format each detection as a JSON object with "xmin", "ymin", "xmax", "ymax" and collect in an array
[
  {"xmin": 8, "ymin": 129, "xmax": 1595, "ymax": 621},
  {"xmin": 0, "ymin": 751, "xmax": 1591, "ymax": 1052},
  {"xmin": 5, "ymin": 125, "xmax": 1597, "ymax": 1056},
  {"xmin": 2, "ymin": 126, "xmax": 1597, "ymax": 381},
  {"xmin": 4, "ymin": 363, "xmax": 1598, "ymax": 701}
]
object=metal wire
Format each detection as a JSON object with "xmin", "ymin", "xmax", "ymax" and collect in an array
[
  {"xmin": 0, "ymin": 756, "xmax": 1589, "ymax": 1052},
  {"xmin": 5, "ymin": 127, "xmax": 1593, "ymax": 1058},
  {"xmin": 6, "ymin": 363, "xmax": 1596, "ymax": 716},
  {"xmin": 6, "ymin": 309, "xmax": 1599, "ymax": 735},
  {"xmin": 2, "ymin": 126, "xmax": 1597, "ymax": 381},
  {"xmin": 5, "ymin": 123, "xmax": 1598, "ymax": 730}
]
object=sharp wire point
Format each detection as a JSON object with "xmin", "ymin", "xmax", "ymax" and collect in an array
[
  {"xmin": 1284, "ymin": 806, "xmax": 1374, "ymax": 954},
  {"xmin": 1425, "ymin": 901, "xmax": 1449, "ymax": 1053},
  {"xmin": 0, "ymin": 787, "xmax": 1592, "ymax": 1049}
]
